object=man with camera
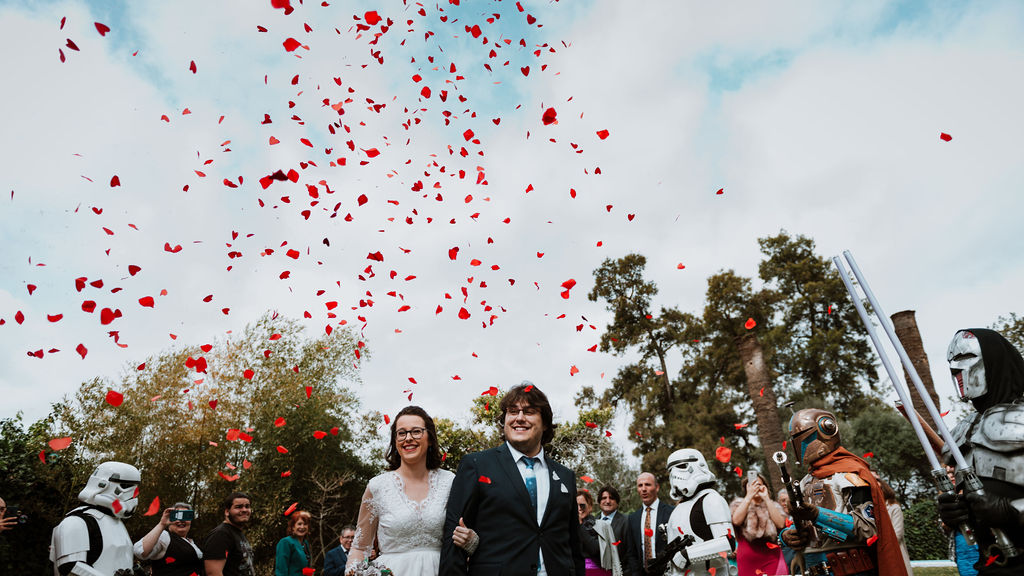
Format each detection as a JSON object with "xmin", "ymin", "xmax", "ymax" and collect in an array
[{"xmin": 135, "ymin": 502, "xmax": 203, "ymax": 576}]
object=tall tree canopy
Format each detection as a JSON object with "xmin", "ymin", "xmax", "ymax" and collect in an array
[{"xmin": 585, "ymin": 231, "xmax": 884, "ymax": 495}]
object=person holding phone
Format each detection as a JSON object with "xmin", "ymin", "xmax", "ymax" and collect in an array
[
  {"xmin": 135, "ymin": 502, "xmax": 205, "ymax": 576},
  {"xmin": 729, "ymin": 472, "xmax": 787, "ymax": 576}
]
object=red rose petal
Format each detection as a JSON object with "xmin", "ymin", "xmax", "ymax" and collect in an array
[
  {"xmin": 76, "ymin": 343, "xmax": 88, "ymax": 359},
  {"xmin": 542, "ymin": 107, "xmax": 557, "ymax": 125},
  {"xmin": 144, "ymin": 496, "xmax": 161, "ymax": 516},
  {"xmin": 940, "ymin": 132, "xmax": 952, "ymax": 142},
  {"xmin": 243, "ymin": 369, "xmax": 255, "ymax": 379},
  {"xmin": 596, "ymin": 129, "xmax": 610, "ymax": 140},
  {"xmin": 284, "ymin": 502, "xmax": 299, "ymax": 516},
  {"xmin": 744, "ymin": 318, "xmax": 756, "ymax": 330},
  {"xmin": 138, "ymin": 296, "xmax": 155, "ymax": 308},
  {"xmin": 283, "ymin": 37, "xmax": 301, "ymax": 52},
  {"xmin": 105, "ymin": 390, "xmax": 124, "ymax": 407},
  {"xmin": 95, "ymin": 22, "xmax": 110, "ymax": 36},
  {"xmin": 364, "ymin": 10, "xmax": 382, "ymax": 25},
  {"xmin": 48, "ymin": 437, "xmax": 73, "ymax": 451},
  {"xmin": 715, "ymin": 446, "xmax": 732, "ymax": 463}
]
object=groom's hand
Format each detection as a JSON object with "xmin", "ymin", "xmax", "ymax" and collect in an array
[{"xmin": 452, "ymin": 517, "xmax": 480, "ymax": 556}]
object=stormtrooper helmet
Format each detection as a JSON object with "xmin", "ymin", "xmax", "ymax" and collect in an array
[
  {"xmin": 789, "ymin": 409, "xmax": 840, "ymax": 466},
  {"xmin": 667, "ymin": 448, "xmax": 716, "ymax": 500},
  {"xmin": 948, "ymin": 330, "xmax": 987, "ymax": 401},
  {"xmin": 78, "ymin": 461, "xmax": 141, "ymax": 518}
]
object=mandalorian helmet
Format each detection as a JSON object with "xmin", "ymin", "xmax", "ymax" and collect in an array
[
  {"xmin": 667, "ymin": 448, "xmax": 716, "ymax": 500},
  {"xmin": 789, "ymin": 409, "xmax": 840, "ymax": 466},
  {"xmin": 78, "ymin": 461, "xmax": 141, "ymax": 519},
  {"xmin": 948, "ymin": 330, "xmax": 987, "ymax": 401}
]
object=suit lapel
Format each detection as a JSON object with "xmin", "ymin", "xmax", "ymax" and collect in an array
[
  {"xmin": 495, "ymin": 444, "xmax": 534, "ymax": 517},
  {"xmin": 540, "ymin": 459, "xmax": 564, "ymax": 527}
]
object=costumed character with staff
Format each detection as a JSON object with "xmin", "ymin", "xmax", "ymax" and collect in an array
[{"xmin": 834, "ymin": 250, "xmax": 1021, "ymax": 572}]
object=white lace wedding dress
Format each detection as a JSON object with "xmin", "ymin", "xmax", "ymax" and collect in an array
[{"xmin": 346, "ymin": 469, "xmax": 455, "ymax": 576}]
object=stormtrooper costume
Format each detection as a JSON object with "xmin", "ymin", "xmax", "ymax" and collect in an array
[
  {"xmin": 938, "ymin": 329, "xmax": 1024, "ymax": 574},
  {"xmin": 779, "ymin": 409, "xmax": 906, "ymax": 576},
  {"xmin": 50, "ymin": 461, "xmax": 141, "ymax": 576},
  {"xmin": 663, "ymin": 449, "xmax": 735, "ymax": 576}
]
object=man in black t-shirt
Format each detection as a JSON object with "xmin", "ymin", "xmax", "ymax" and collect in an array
[{"xmin": 203, "ymin": 491, "xmax": 255, "ymax": 576}]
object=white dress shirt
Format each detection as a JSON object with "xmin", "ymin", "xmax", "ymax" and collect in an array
[
  {"xmin": 640, "ymin": 499, "xmax": 662, "ymax": 561},
  {"xmin": 507, "ymin": 442, "xmax": 551, "ymax": 574}
]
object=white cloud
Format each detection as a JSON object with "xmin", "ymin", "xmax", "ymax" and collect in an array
[{"xmin": 2, "ymin": 0, "xmax": 1023, "ymax": 468}]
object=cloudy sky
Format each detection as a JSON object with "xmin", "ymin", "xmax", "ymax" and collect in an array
[{"xmin": 2, "ymin": 0, "xmax": 1022, "ymax": 455}]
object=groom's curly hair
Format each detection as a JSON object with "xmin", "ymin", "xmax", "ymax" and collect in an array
[{"xmin": 498, "ymin": 381, "xmax": 557, "ymax": 445}]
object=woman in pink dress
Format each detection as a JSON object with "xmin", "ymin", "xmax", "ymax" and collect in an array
[{"xmin": 730, "ymin": 474, "xmax": 788, "ymax": 576}]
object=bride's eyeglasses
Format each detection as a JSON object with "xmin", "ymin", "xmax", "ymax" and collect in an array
[{"xmin": 396, "ymin": 427, "xmax": 427, "ymax": 440}]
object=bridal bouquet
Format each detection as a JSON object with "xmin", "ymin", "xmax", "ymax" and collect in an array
[{"xmin": 348, "ymin": 558, "xmax": 393, "ymax": 576}]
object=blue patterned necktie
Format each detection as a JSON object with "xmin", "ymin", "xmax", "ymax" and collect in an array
[{"xmin": 522, "ymin": 456, "xmax": 538, "ymax": 510}]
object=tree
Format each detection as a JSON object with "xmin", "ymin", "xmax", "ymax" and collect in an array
[
  {"xmin": 992, "ymin": 313, "xmax": 1024, "ymax": 355},
  {"xmin": 588, "ymin": 257, "xmax": 755, "ymax": 498},
  {"xmin": 586, "ymin": 232, "xmax": 886, "ymax": 499},
  {"xmin": 756, "ymin": 231, "xmax": 880, "ymax": 418},
  {"xmin": 891, "ymin": 310, "xmax": 942, "ymax": 429},
  {"xmin": 44, "ymin": 312, "xmax": 373, "ymax": 569},
  {"xmin": 0, "ymin": 414, "xmax": 76, "ymax": 574}
]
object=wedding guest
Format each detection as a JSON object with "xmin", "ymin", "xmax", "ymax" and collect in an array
[
  {"xmin": 878, "ymin": 478, "xmax": 913, "ymax": 576},
  {"xmin": 775, "ymin": 488, "xmax": 795, "ymax": 570},
  {"xmin": 275, "ymin": 510, "xmax": 312, "ymax": 576},
  {"xmin": 134, "ymin": 502, "xmax": 204, "ymax": 576},
  {"xmin": 730, "ymin": 474, "xmax": 787, "ymax": 576},
  {"xmin": 323, "ymin": 525, "xmax": 355, "ymax": 576},
  {"xmin": 578, "ymin": 491, "xmax": 622, "ymax": 576},
  {"xmin": 596, "ymin": 486, "xmax": 628, "ymax": 544}
]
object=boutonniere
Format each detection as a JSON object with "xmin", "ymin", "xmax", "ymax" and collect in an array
[
  {"xmin": 559, "ymin": 482, "xmax": 569, "ymax": 494},
  {"xmin": 551, "ymin": 471, "xmax": 561, "ymax": 481}
]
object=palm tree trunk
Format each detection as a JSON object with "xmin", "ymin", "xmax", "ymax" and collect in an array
[
  {"xmin": 891, "ymin": 310, "xmax": 941, "ymax": 428},
  {"xmin": 736, "ymin": 333, "xmax": 786, "ymax": 493}
]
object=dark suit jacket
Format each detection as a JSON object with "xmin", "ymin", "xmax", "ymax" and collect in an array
[
  {"xmin": 322, "ymin": 545, "xmax": 347, "ymax": 576},
  {"xmin": 624, "ymin": 501, "xmax": 675, "ymax": 576},
  {"xmin": 440, "ymin": 444, "xmax": 586, "ymax": 576}
]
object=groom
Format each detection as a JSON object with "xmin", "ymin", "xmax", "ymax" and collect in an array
[{"xmin": 441, "ymin": 382, "xmax": 585, "ymax": 576}]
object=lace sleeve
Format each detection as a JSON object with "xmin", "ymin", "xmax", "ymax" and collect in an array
[{"xmin": 345, "ymin": 484, "xmax": 379, "ymax": 573}]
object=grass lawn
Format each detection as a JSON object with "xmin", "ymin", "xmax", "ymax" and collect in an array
[{"xmin": 912, "ymin": 568, "xmax": 959, "ymax": 576}]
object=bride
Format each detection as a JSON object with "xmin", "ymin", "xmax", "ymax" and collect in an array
[{"xmin": 346, "ymin": 406, "xmax": 472, "ymax": 576}]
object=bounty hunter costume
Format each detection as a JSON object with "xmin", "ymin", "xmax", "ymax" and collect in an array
[
  {"xmin": 779, "ymin": 409, "xmax": 906, "ymax": 576},
  {"xmin": 937, "ymin": 328, "xmax": 1024, "ymax": 574},
  {"xmin": 661, "ymin": 449, "xmax": 735, "ymax": 576},
  {"xmin": 50, "ymin": 461, "xmax": 141, "ymax": 576}
]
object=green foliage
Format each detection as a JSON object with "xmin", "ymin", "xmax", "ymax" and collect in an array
[
  {"xmin": 40, "ymin": 312, "xmax": 372, "ymax": 570},
  {"xmin": 846, "ymin": 405, "xmax": 932, "ymax": 502},
  {"xmin": 991, "ymin": 313, "xmax": 1024, "ymax": 356},
  {"xmin": 0, "ymin": 414, "xmax": 74, "ymax": 574},
  {"xmin": 756, "ymin": 231, "xmax": 881, "ymax": 417},
  {"xmin": 904, "ymin": 498, "xmax": 949, "ymax": 561},
  {"xmin": 584, "ymin": 232, "xmax": 888, "ymax": 505}
]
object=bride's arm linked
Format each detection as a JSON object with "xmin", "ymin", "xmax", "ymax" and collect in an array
[{"xmin": 345, "ymin": 485, "xmax": 379, "ymax": 576}]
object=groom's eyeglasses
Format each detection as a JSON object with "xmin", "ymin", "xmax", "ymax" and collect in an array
[
  {"xmin": 506, "ymin": 406, "xmax": 540, "ymax": 417},
  {"xmin": 396, "ymin": 427, "xmax": 426, "ymax": 440}
]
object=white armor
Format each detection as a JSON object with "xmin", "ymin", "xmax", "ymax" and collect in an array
[
  {"xmin": 664, "ymin": 450, "xmax": 735, "ymax": 576},
  {"xmin": 50, "ymin": 506, "xmax": 134, "ymax": 576},
  {"xmin": 49, "ymin": 462, "xmax": 140, "ymax": 576},
  {"xmin": 945, "ymin": 405, "xmax": 1024, "ymax": 497}
]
